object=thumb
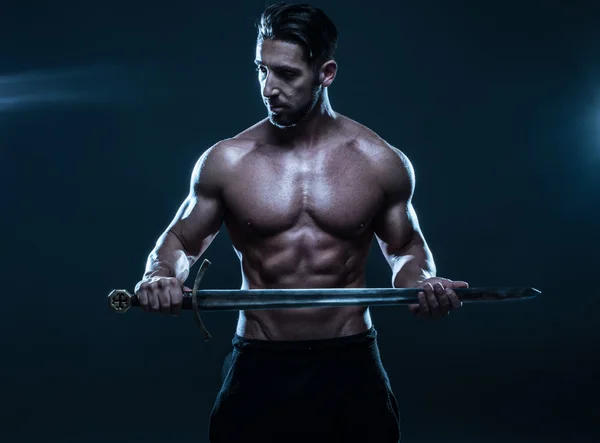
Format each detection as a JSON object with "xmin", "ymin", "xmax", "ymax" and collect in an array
[
  {"xmin": 183, "ymin": 286, "xmax": 193, "ymax": 293},
  {"xmin": 452, "ymin": 281, "xmax": 469, "ymax": 288}
]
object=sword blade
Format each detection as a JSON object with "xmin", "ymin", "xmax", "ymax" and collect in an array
[{"xmin": 174, "ymin": 287, "xmax": 540, "ymax": 311}]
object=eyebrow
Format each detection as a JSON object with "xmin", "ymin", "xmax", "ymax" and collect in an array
[{"xmin": 254, "ymin": 59, "xmax": 301, "ymax": 73}]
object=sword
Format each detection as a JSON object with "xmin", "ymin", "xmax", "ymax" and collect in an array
[{"xmin": 108, "ymin": 259, "xmax": 541, "ymax": 342}]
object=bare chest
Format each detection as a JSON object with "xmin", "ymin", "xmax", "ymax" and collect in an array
[{"xmin": 223, "ymin": 146, "xmax": 383, "ymax": 236}]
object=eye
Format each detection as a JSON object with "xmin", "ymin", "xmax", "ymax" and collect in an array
[
  {"xmin": 256, "ymin": 66, "xmax": 267, "ymax": 77},
  {"xmin": 281, "ymin": 70, "xmax": 297, "ymax": 79}
]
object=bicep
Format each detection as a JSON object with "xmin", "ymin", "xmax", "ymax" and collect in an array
[
  {"xmin": 165, "ymin": 147, "xmax": 227, "ymax": 258},
  {"xmin": 372, "ymin": 147, "xmax": 427, "ymax": 268},
  {"xmin": 374, "ymin": 199, "xmax": 425, "ymax": 268}
]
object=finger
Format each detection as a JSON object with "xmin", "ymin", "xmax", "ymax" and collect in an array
[
  {"xmin": 137, "ymin": 289, "xmax": 149, "ymax": 312},
  {"xmin": 447, "ymin": 288, "xmax": 462, "ymax": 309},
  {"xmin": 434, "ymin": 283, "xmax": 451, "ymax": 314},
  {"xmin": 452, "ymin": 281, "xmax": 469, "ymax": 288},
  {"xmin": 423, "ymin": 282, "xmax": 435, "ymax": 297},
  {"xmin": 425, "ymin": 283, "xmax": 440, "ymax": 318},
  {"xmin": 417, "ymin": 292, "xmax": 430, "ymax": 318},
  {"xmin": 148, "ymin": 288, "xmax": 160, "ymax": 312},
  {"xmin": 408, "ymin": 303, "xmax": 420, "ymax": 316},
  {"xmin": 158, "ymin": 287, "xmax": 172, "ymax": 315},
  {"xmin": 171, "ymin": 287, "xmax": 183, "ymax": 317},
  {"xmin": 183, "ymin": 286, "xmax": 193, "ymax": 293}
]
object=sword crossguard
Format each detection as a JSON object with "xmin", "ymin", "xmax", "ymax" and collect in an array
[{"xmin": 192, "ymin": 259, "xmax": 213, "ymax": 342}]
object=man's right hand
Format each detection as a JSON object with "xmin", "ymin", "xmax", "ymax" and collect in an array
[{"xmin": 134, "ymin": 276, "xmax": 187, "ymax": 316}]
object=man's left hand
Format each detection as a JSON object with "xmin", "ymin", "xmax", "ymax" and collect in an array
[{"xmin": 409, "ymin": 277, "xmax": 468, "ymax": 320}]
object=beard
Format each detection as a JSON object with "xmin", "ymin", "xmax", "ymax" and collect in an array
[{"xmin": 268, "ymin": 83, "xmax": 322, "ymax": 129}]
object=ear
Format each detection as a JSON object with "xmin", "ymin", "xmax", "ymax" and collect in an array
[{"xmin": 319, "ymin": 60, "xmax": 337, "ymax": 87}]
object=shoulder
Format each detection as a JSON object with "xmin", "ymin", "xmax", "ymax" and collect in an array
[
  {"xmin": 191, "ymin": 131, "xmax": 261, "ymax": 193},
  {"xmin": 196, "ymin": 118, "xmax": 270, "ymax": 168},
  {"xmin": 201, "ymin": 120, "xmax": 270, "ymax": 167},
  {"xmin": 340, "ymin": 116, "xmax": 415, "ymax": 199}
]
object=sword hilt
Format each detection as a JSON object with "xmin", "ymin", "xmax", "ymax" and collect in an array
[
  {"xmin": 107, "ymin": 259, "xmax": 213, "ymax": 342},
  {"xmin": 107, "ymin": 289, "xmax": 195, "ymax": 311}
]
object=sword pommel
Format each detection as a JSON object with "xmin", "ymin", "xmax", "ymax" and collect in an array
[{"xmin": 108, "ymin": 289, "xmax": 134, "ymax": 313}]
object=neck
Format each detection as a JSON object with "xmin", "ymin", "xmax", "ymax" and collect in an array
[{"xmin": 268, "ymin": 89, "xmax": 337, "ymax": 147}]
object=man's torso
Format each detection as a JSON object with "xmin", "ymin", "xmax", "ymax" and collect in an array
[{"xmin": 213, "ymin": 115, "xmax": 401, "ymax": 340}]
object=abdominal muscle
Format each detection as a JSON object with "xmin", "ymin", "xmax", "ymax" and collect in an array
[{"xmin": 234, "ymin": 249, "xmax": 374, "ymax": 341}]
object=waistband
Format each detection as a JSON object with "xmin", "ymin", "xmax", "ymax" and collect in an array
[{"xmin": 232, "ymin": 326, "xmax": 377, "ymax": 353}]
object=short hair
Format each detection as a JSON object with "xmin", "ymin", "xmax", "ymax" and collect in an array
[{"xmin": 257, "ymin": 2, "xmax": 339, "ymax": 65}]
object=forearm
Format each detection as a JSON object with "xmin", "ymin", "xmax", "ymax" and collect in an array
[
  {"xmin": 391, "ymin": 242, "xmax": 436, "ymax": 288},
  {"xmin": 143, "ymin": 230, "xmax": 193, "ymax": 284}
]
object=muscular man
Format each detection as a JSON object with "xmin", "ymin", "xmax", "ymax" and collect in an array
[{"xmin": 135, "ymin": 3, "xmax": 468, "ymax": 442}]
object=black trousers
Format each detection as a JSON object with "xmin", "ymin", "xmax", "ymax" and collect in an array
[{"xmin": 209, "ymin": 327, "xmax": 401, "ymax": 442}]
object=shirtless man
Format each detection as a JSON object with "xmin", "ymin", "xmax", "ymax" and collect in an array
[{"xmin": 134, "ymin": 3, "xmax": 468, "ymax": 442}]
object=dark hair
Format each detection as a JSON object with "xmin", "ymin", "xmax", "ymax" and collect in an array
[{"xmin": 257, "ymin": 2, "xmax": 338, "ymax": 65}]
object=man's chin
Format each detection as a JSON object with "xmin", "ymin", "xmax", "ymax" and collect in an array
[{"xmin": 268, "ymin": 114, "xmax": 297, "ymax": 129}]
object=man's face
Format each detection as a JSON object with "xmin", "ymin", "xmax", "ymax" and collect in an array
[{"xmin": 255, "ymin": 38, "xmax": 322, "ymax": 128}]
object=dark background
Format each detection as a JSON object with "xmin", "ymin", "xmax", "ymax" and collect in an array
[{"xmin": 1, "ymin": 0, "xmax": 599, "ymax": 442}]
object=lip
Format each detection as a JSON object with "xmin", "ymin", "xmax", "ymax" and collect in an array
[{"xmin": 269, "ymin": 105, "xmax": 285, "ymax": 112}]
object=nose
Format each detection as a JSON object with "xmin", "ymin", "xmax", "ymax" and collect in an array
[{"xmin": 262, "ymin": 72, "xmax": 280, "ymax": 99}]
